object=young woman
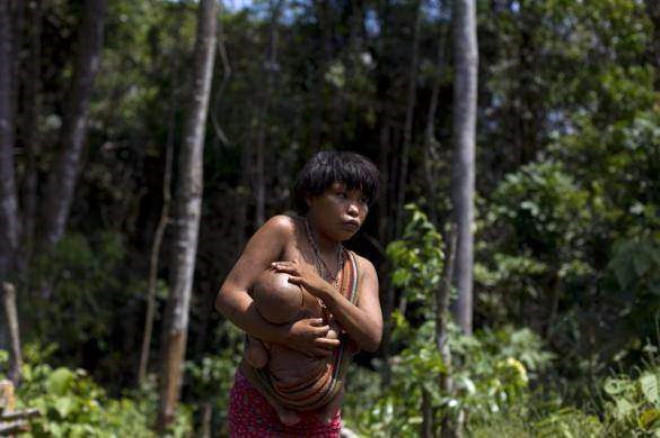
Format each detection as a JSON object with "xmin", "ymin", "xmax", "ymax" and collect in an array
[{"xmin": 215, "ymin": 151, "xmax": 382, "ymax": 436}]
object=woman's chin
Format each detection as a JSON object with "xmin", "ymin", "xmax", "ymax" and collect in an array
[{"xmin": 337, "ymin": 230, "xmax": 358, "ymax": 241}]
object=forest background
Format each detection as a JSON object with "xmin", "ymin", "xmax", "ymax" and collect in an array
[{"xmin": 0, "ymin": 0, "xmax": 659, "ymax": 436}]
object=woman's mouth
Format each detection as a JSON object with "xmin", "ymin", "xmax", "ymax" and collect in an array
[{"xmin": 342, "ymin": 220, "xmax": 360, "ymax": 231}]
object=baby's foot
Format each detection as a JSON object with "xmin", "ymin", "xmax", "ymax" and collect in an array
[
  {"xmin": 245, "ymin": 338, "xmax": 268, "ymax": 368},
  {"xmin": 317, "ymin": 404, "xmax": 340, "ymax": 424},
  {"xmin": 275, "ymin": 407, "xmax": 300, "ymax": 426}
]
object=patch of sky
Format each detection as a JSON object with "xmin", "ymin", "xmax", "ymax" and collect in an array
[{"xmin": 364, "ymin": 8, "xmax": 380, "ymax": 38}]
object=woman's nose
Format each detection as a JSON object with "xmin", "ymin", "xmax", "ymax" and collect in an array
[{"xmin": 347, "ymin": 202, "xmax": 359, "ymax": 216}]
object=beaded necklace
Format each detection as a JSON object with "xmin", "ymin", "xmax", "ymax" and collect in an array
[{"xmin": 303, "ymin": 217, "xmax": 344, "ymax": 291}]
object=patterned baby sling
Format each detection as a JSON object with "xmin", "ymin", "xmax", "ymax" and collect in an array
[{"xmin": 241, "ymin": 249, "xmax": 360, "ymax": 411}]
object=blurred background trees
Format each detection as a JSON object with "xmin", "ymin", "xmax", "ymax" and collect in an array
[{"xmin": 0, "ymin": 0, "xmax": 658, "ymax": 435}]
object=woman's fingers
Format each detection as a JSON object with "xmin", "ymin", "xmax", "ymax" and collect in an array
[
  {"xmin": 271, "ymin": 263, "xmax": 299, "ymax": 276},
  {"xmin": 315, "ymin": 337, "xmax": 340, "ymax": 348},
  {"xmin": 286, "ymin": 275, "xmax": 304, "ymax": 286}
]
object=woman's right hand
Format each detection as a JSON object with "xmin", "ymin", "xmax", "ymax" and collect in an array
[{"xmin": 283, "ymin": 318, "xmax": 340, "ymax": 357}]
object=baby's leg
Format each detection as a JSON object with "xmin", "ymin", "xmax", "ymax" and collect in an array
[
  {"xmin": 244, "ymin": 335, "xmax": 268, "ymax": 369},
  {"xmin": 243, "ymin": 365, "xmax": 301, "ymax": 426},
  {"xmin": 317, "ymin": 386, "xmax": 344, "ymax": 424}
]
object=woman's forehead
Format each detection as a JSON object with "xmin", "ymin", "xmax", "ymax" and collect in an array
[{"xmin": 329, "ymin": 181, "xmax": 364, "ymax": 193}]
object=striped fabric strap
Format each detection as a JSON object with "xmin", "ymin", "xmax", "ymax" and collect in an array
[{"xmin": 245, "ymin": 249, "xmax": 360, "ymax": 411}]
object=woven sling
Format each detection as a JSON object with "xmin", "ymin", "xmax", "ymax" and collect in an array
[{"xmin": 241, "ymin": 249, "xmax": 359, "ymax": 411}]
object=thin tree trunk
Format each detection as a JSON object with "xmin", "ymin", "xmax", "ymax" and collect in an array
[
  {"xmin": 421, "ymin": 387, "xmax": 433, "ymax": 437},
  {"xmin": 310, "ymin": 0, "xmax": 332, "ymax": 149},
  {"xmin": 157, "ymin": 0, "xmax": 218, "ymax": 429},
  {"xmin": 451, "ymin": 0, "xmax": 478, "ymax": 335},
  {"xmin": 20, "ymin": 0, "xmax": 42, "ymax": 271},
  {"xmin": 645, "ymin": 0, "xmax": 660, "ymax": 89},
  {"xmin": 254, "ymin": 0, "xmax": 283, "ymax": 227},
  {"xmin": 41, "ymin": 0, "xmax": 106, "ymax": 249},
  {"xmin": 423, "ymin": 20, "xmax": 448, "ymax": 226},
  {"xmin": 394, "ymin": 0, "xmax": 422, "ymax": 236},
  {"xmin": 2, "ymin": 283, "xmax": 22, "ymax": 386},
  {"xmin": 138, "ymin": 104, "xmax": 175, "ymax": 385},
  {"xmin": 378, "ymin": 119, "xmax": 395, "ymax": 387},
  {"xmin": 209, "ymin": 4, "xmax": 232, "ymax": 147},
  {"xmin": 0, "ymin": 0, "xmax": 19, "ymax": 281},
  {"xmin": 11, "ymin": 0, "xmax": 24, "ymax": 136},
  {"xmin": 200, "ymin": 401, "xmax": 212, "ymax": 438},
  {"xmin": 438, "ymin": 226, "xmax": 457, "ymax": 437}
]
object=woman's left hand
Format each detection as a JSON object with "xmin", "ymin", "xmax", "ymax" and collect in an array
[{"xmin": 270, "ymin": 260, "xmax": 330, "ymax": 299}]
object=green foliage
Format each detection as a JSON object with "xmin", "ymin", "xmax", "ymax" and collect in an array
[
  {"xmin": 185, "ymin": 322, "xmax": 243, "ymax": 433},
  {"xmin": 386, "ymin": 204, "xmax": 445, "ymax": 310},
  {"xmin": 3, "ymin": 344, "xmax": 192, "ymax": 437},
  {"xmin": 603, "ymin": 365, "xmax": 660, "ymax": 435},
  {"xmin": 26, "ymin": 232, "xmax": 125, "ymax": 347},
  {"xmin": 343, "ymin": 206, "xmax": 555, "ymax": 436}
]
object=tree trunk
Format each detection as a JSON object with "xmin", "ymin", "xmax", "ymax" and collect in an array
[
  {"xmin": 41, "ymin": 0, "xmax": 106, "ymax": 249},
  {"xmin": 438, "ymin": 226, "xmax": 457, "ymax": 437},
  {"xmin": 394, "ymin": 0, "xmax": 422, "ymax": 236},
  {"xmin": 451, "ymin": 0, "xmax": 478, "ymax": 335},
  {"xmin": 254, "ymin": 0, "xmax": 284, "ymax": 227},
  {"xmin": 378, "ymin": 119, "xmax": 395, "ymax": 387},
  {"xmin": 421, "ymin": 387, "xmax": 433, "ymax": 438},
  {"xmin": 156, "ymin": 0, "xmax": 217, "ymax": 429},
  {"xmin": 645, "ymin": 0, "xmax": 660, "ymax": 89},
  {"xmin": 19, "ymin": 0, "xmax": 42, "ymax": 271},
  {"xmin": 423, "ymin": 21, "xmax": 449, "ymax": 226},
  {"xmin": 0, "ymin": 0, "xmax": 19, "ymax": 281},
  {"xmin": 138, "ymin": 104, "xmax": 175, "ymax": 386},
  {"xmin": 200, "ymin": 401, "xmax": 212, "ymax": 438},
  {"xmin": 2, "ymin": 283, "xmax": 22, "ymax": 386}
]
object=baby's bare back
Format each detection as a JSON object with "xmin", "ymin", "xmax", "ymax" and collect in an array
[{"xmin": 251, "ymin": 270, "xmax": 339, "ymax": 384}]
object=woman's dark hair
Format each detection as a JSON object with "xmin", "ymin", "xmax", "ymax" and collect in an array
[{"xmin": 293, "ymin": 151, "xmax": 380, "ymax": 213}]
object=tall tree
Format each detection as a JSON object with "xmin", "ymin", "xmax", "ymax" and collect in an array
[
  {"xmin": 394, "ymin": 0, "xmax": 422, "ymax": 236},
  {"xmin": 41, "ymin": 0, "xmax": 107, "ymax": 249},
  {"xmin": 451, "ymin": 0, "xmax": 478, "ymax": 335},
  {"xmin": 157, "ymin": 0, "xmax": 218, "ymax": 429},
  {"xmin": 254, "ymin": 0, "xmax": 284, "ymax": 227},
  {"xmin": 19, "ymin": 0, "xmax": 43, "ymax": 269},
  {"xmin": 0, "ymin": 0, "xmax": 19, "ymax": 281}
]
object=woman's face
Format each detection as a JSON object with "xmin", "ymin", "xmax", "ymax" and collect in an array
[{"xmin": 307, "ymin": 181, "xmax": 369, "ymax": 242}]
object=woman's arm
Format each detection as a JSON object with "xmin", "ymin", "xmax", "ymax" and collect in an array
[
  {"xmin": 215, "ymin": 215, "xmax": 340, "ymax": 356},
  {"xmin": 271, "ymin": 255, "xmax": 383, "ymax": 352}
]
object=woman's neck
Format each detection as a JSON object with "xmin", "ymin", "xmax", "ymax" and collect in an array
[{"xmin": 305, "ymin": 214, "xmax": 340, "ymax": 254}]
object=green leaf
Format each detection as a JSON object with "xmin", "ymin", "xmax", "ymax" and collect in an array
[
  {"xmin": 640, "ymin": 374, "xmax": 659, "ymax": 405},
  {"xmin": 616, "ymin": 398, "xmax": 634, "ymax": 420},
  {"xmin": 47, "ymin": 368, "xmax": 76, "ymax": 396},
  {"xmin": 54, "ymin": 396, "xmax": 75, "ymax": 419},
  {"xmin": 633, "ymin": 251, "xmax": 652, "ymax": 277},
  {"xmin": 391, "ymin": 269, "xmax": 411, "ymax": 287},
  {"xmin": 604, "ymin": 378, "xmax": 629, "ymax": 395},
  {"xmin": 614, "ymin": 259, "xmax": 635, "ymax": 289},
  {"xmin": 639, "ymin": 409, "xmax": 660, "ymax": 430}
]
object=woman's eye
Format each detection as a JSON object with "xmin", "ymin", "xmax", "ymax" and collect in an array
[{"xmin": 337, "ymin": 192, "xmax": 348, "ymax": 198}]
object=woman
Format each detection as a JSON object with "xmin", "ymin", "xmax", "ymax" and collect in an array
[{"xmin": 215, "ymin": 151, "xmax": 382, "ymax": 436}]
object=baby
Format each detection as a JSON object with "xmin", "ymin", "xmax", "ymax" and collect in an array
[{"xmin": 244, "ymin": 267, "xmax": 348, "ymax": 426}]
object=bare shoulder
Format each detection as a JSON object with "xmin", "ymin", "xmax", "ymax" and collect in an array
[
  {"xmin": 352, "ymin": 252, "xmax": 378, "ymax": 282},
  {"xmin": 261, "ymin": 214, "xmax": 297, "ymax": 238}
]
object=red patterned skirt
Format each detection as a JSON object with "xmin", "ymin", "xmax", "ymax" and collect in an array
[{"xmin": 228, "ymin": 370, "xmax": 342, "ymax": 437}]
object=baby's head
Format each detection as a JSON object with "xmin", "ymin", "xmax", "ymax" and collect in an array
[{"xmin": 251, "ymin": 270, "xmax": 303, "ymax": 324}]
